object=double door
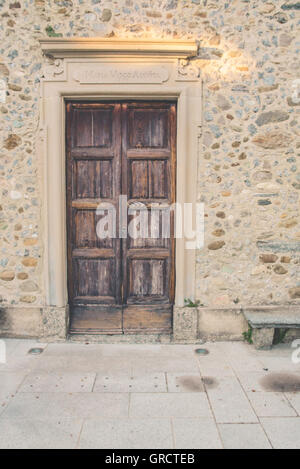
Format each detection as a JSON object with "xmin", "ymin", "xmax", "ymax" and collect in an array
[{"xmin": 66, "ymin": 101, "xmax": 176, "ymax": 334}]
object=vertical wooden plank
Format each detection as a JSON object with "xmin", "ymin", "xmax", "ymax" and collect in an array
[
  {"xmin": 121, "ymin": 102, "xmax": 129, "ymax": 307},
  {"xmin": 66, "ymin": 102, "xmax": 123, "ymax": 334},
  {"xmin": 169, "ymin": 103, "xmax": 177, "ymax": 304},
  {"xmin": 122, "ymin": 102, "xmax": 177, "ymax": 332},
  {"xmin": 113, "ymin": 103, "xmax": 122, "ymax": 307}
]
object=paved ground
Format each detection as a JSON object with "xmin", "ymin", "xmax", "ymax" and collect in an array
[{"xmin": 0, "ymin": 339, "xmax": 300, "ymax": 449}]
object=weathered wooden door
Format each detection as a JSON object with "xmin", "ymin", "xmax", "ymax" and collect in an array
[{"xmin": 66, "ymin": 101, "xmax": 176, "ymax": 334}]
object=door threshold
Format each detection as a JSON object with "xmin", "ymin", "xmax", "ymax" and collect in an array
[{"xmin": 68, "ymin": 332, "xmax": 172, "ymax": 344}]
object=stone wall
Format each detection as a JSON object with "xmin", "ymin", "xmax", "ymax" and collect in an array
[{"xmin": 0, "ymin": 0, "xmax": 299, "ymax": 336}]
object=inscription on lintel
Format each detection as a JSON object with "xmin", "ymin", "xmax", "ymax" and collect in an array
[{"xmin": 73, "ymin": 64, "xmax": 169, "ymax": 84}]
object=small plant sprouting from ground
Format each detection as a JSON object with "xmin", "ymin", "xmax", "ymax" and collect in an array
[
  {"xmin": 46, "ymin": 26, "xmax": 63, "ymax": 38},
  {"xmin": 243, "ymin": 326, "xmax": 253, "ymax": 344},
  {"xmin": 184, "ymin": 298, "xmax": 204, "ymax": 308}
]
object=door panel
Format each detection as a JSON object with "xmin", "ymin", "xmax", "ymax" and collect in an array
[
  {"xmin": 75, "ymin": 160, "xmax": 113, "ymax": 199},
  {"xmin": 128, "ymin": 108, "xmax": 169, "ymax": 149},
  {"xmin": 66, "ymin": 101, "xmax": 176, "ymax": 334},
  {"xmin": 122, "ymin": 103, "xmax": 176, "ymax": 332},
  {"xmin": 128, "ymin": 258, "xmax": 167, "ymax": 298},
  {"xmin": 74, "ymin": 210, "xmax": 113, "ymax": 249},
  {"xmin": 129, "ymin": 160, "xmax": 149, "ymax": 198},
  {"xmin": 67, "ymin": 103, "xmax": 122, "ymax": 333},
  {"xmin": 128, "ymin": 209, "xmax": 170, "ymax": 249},
  {"xmin": 75, "ymin": 258, "xmax": 115, "ymax": 299},
  {"xmin": 73, "ymin": 108, "xmax": 113, "ymax": 149}
]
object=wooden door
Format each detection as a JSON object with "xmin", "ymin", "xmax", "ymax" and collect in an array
[
  {"xmin": 66, "ymin": 101, "xmax": 176, "ymax": 335},
  {"xmin": 121, "ymin": 103, "xmax": 176, "ymax": 333}
]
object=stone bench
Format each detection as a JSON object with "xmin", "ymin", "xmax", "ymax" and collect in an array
[{"xmin": 243, "ymin": 307, "xmax": 300, "ymax": 350}]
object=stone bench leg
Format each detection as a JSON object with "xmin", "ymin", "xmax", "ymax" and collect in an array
[{"xmin": 252, "ymin": 327, "xmax": 275, "ymax": 350}]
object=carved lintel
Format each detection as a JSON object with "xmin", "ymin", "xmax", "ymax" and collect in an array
[
  {"xmin": 176, "ymin": 58, "xmax": 200, "ymax": 82},
  {"xmin": 73, "ymin": 64, "xmax": 169, "ymax": 84},
  {"xmin": 43, "ymin": 58, "xmax": 66, "ymax": 81}
]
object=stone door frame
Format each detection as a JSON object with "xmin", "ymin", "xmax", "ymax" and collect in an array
[{"xmin": 38, "ymin": 38, "xmax": 202, "ymax": 339}]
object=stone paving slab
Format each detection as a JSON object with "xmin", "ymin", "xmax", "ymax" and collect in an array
[
  {"xmin": 0, "ymin": 339, "xmax": 300, "ymax": 448},
  {"xmin": 226, "ymin": 354, "xmax": 265, "ymax": 374},
  {"xmin": 93, "ymin": 372, "xmax": 167, "ymax": 393},
  {"xmin": 166, "ymin": 373, "xmax": 204, "ymax": 393},
  {"xmin": 218, "ymin": 342, "xmax": 266, "ymax": 373},
  {"xmin": 0, "ymin": 418, "xmax": 82, "ymax": 449},
  {"xmin": 129, "ymin": 393, "xmax": 212, "ymax": 419},
  {"xmin": 12, "ymin": 341, "xmax": 48, "ymax": 355},
  {"xmin": 194, "ymin": 342, "xmax": 236, "ymax": 377},
  {"xmin": 19, "ymin": 372, "xmax": 96, "ymax": 393},
  {"xmin": 78, "ymin": 418, "xmax": 173, "ymax": 449},
  {"xmin": 218, "ymin": 424, "xmax": 272, "ymax": 449},
  {"xmin": 234, "ymin": 371, "xmax": 271, "ymax": 392},
  {"xmin": 130, "ymin": 356, "xmax": 200, "ymax": 374},
  {"xmin": 205, "ymin": 376, "xmax": 258, "ymax": 424},
  {"xmin": 284, "ymin": 393, "xmax": 300, "ymax": 415},
  {"xmin": 247, "ymin": 391, "xmax": 297, "ymax": 418},
  {"xmin": 0, "ymin": 372, "xmax": 26, "ymax": 396},
  {"xmin": 0, "ymin": 351, "xmax": 42, "ymax": 373},
  {"xmin": 31, "ymin": 355, "xmax": 133, "ymax": 374},
  {"xmin": 1, "ymin": 392, "xmax": 130, "ymax": 420},
  {"xmin": 0, "ymin": 372, "xmax": 26, "ymax": 417},
  {"xmin": 257, "ymin": 356, "xmax": 300, "ymax": 374},
  {"xmin": 172, "ymin": 418, "xmax": 222, "ymax": 449},
  {"xmin": 261, "ymin": 418, "xmax": 300, "ymax": 449}
]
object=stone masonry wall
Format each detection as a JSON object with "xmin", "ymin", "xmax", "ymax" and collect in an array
[{"xmin": 0, "ymin": 0, "xmax": 299, "ymax": 314}]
